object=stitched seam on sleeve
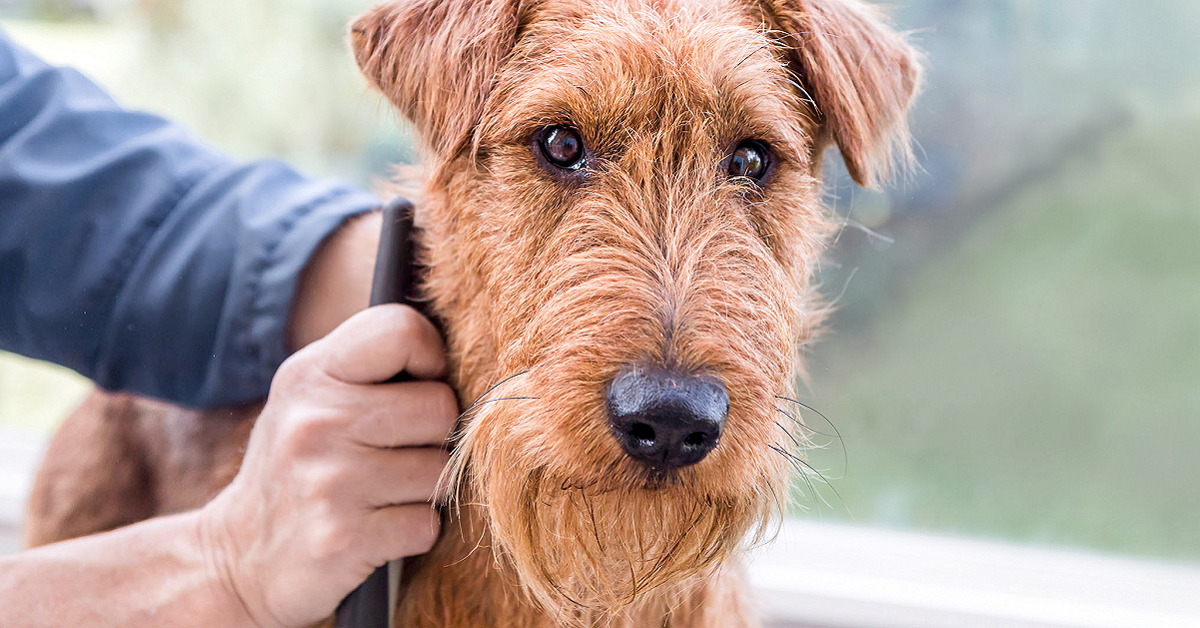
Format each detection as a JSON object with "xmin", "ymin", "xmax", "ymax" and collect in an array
[{"xmin": 233, "ymin": 186, "xmax": 357, "ymax": 394}]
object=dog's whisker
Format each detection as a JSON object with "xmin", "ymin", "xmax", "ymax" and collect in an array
[
  {"xmin": 775, "ymin": 396, "xmax": 849, "ymax": 474},
  {"xmin": 446, "ymin": 372, "xmax": 534, "ymax": 447},
  {"xmin": 775, "ymin": 395, "xmax": 846, "ymax": 445},
  {"xmin": 772, "ymin": 444, "xmax": 823, "ymax": 509},
  {"xmin": 776, "ymin": 406, "xmax": 847, "ymax": 476},
  {"xmin": 733, "ymin": 42, "xmax": 773, "ymax": 69},
  {"xmin": 461, "ymin": 370, "xmax": 532, "ymax": 415},
  {"xmin": 580, "ymin": 488, "xmax": 606, "ymax": 553},
  {"xmin": 465, "ymin": 395, "xmax": 540, "ymax": 408},
  {"xmin": 768, "ymin": 444, "xmax": 847, "ymax": 515},
  {"xmin": 440, "ymin": 372, "xmax": 538, "ymax": 516},
  {"xmin": 772, "ymin": 419, "xmax": 810, "ymax": 454},
  {"xmin": 775, "ymin": 406, "xmax": 838, "ymax": 438}
]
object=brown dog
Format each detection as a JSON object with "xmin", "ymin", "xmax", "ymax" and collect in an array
[{"xmin": 25, "ymin": 0, "xmax": 920, "ymax": 625}]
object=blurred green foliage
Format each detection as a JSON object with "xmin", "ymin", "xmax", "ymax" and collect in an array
[
  {"xmin": 3, "ymin": 0, "xmax": 416, "ymax": 183},
  {"xmin": 0, "ymin": 352, "xmax": 90, "ymax": 432},
  {"xmin": 798, "ymin": 115, "xmax": 1200, "ymax": 562},
  {"xmin": 787, "ymin": 1, "xmax": 1200, "ymax": 564}
]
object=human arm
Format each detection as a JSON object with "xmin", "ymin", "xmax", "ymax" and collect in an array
[
  {"xmin": 0, "ymin": 305, "xmax": 457, "ymax": 628},
  {"xmin": 0, "ymin": 29, "xmax": 380, "ymax": 407},
  {"xmin": 288, "ymin": 210, "xmax": 382, "ymax": 350},
  {"xmin": 0, "ymin": 511, "xmax": 262, "ymax": 628}
]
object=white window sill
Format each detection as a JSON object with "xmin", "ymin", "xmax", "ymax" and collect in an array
[{"xmin": 749, "ymin": 519, "xmax": 1200, "ymax": 628}]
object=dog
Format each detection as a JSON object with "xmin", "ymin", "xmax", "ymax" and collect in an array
[{"xmin": 25, "ymin": 0, "xmax": 920, "ymax": 625}]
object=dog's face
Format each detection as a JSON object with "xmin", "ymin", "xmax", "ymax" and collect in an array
[{"xmin": 353, "ymin": 0, "xmax": 918, "ymax": 619}]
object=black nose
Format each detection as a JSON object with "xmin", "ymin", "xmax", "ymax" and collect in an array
[{"xmin": 605, "ymin": 368, "xmax": 729, "ymax": 470}]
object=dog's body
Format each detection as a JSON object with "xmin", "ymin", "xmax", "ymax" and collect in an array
[{"xmin": 25, "ymin": 0, "xmax": 920, "ymax": 625}]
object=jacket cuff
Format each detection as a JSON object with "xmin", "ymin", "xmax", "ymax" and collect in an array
[{"xmin": 219, "ymin": 184, "xmax": 380, "ymax": 406}]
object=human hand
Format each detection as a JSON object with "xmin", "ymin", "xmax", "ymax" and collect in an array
[{"xmin": 198, "ymin": 304, "xmax": 457, "ymax": 628}]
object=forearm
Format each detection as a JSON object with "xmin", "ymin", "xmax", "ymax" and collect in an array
[
  {"xmin": 288, "ymin": 209, "xmax": 381, "ymax": 351},
  {"xmin": 0, "ymin": 511, "xmax": 260, "ymax": 628}
]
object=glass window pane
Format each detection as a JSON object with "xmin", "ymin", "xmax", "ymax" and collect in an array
[{"xmin": 794, "ymin": 0, "xmax": 1200, "ymax": 564}]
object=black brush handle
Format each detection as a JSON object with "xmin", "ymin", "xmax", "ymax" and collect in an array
[
  {"xmin": 335, "ymin": 197, "xmax": 418, "ymax": 628},
  {"xmin": 368, "ymin": 198, "xmax": 420, "ymax": 325}
]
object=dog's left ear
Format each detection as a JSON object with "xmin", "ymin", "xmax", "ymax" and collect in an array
[
  {"xmin": 350, "ymin": 0, "xmax": 522, "ymax": 155},
  {"xmin": 758, "ymin": 0, "xmax": 922, "ymax": 187}
]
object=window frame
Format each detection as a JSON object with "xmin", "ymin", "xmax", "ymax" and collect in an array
[{"xmin": 751, "ymin": 518, "xmax": 1200, "ymax": 628}]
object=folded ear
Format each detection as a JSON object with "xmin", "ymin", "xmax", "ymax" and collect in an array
[
  {"xmin": 350, "ymin": 0, "xmax": 522, "ymax": 155},
  {"xmin": 759, "ymin": 0, "xmax": 922, "ymax": 187}
]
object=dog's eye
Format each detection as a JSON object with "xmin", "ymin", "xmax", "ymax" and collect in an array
[
  {"xmin": 539, "ymin": 126, "xmax": 584, "ymax": 169},
  {"xmin": 728, "ymin": 140, "xmax": 770, "ymax": 181}
]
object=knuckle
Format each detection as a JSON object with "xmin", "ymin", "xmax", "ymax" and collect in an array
[
  {"xmin": 301, "ymin": 465, "xmax": 343, "ymax": 501},
  {"xmin": 272, "ymin": 351, "xmax": 323, "ymax": 395},
  {"xmin": 308, "ymin": 518, "xmax": 351, "ymax": 561},
  {"xmin": 279, "ymin": 411, "xmax": 338, "ymax": 457}
]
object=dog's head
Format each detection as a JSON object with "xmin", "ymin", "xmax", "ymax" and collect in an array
[{"xmin": 352, "ymin": 0, "xmax": 919, "ymax": 618}]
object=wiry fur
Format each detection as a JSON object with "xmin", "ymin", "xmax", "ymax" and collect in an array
[{"xmin": 25, "ymin": 0, "xmax": 920, "ymax": 626}]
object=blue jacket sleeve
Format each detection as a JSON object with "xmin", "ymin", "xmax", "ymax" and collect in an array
[{"xmin": 0, "ymin": 30, "xmax": 379, "ymax": 408}]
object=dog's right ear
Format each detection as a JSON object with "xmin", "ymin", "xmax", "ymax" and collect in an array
[
  {"xmin": 350, "ymin": 0, "xmax": 521, "ymax": 155},
  {"xmin": 757, "ymin": 0, "xmax": 922, "ymax": 188}
]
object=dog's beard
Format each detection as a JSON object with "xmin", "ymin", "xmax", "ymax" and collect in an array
[{"xmin": 451, "ymin": 419, "xmax": 782, "ymax": 624}]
